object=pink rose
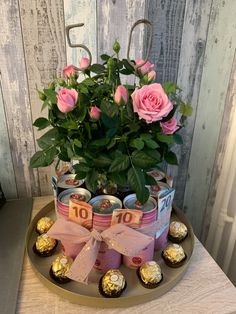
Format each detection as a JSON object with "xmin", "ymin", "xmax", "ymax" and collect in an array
[
  {"xmin": 89, "ymin": 106, "xmax": 101, "ymax": 120},
  {"xmin": 135, "ymin": 59, "xmax": 154, "ymax": 75},
  {"xmin": 63, "ymin": 64, "xmax": 78, "ymax": 78},
  {"xmin": 131, "ymin": 83, "xmax": 173, "ymax": 124},
  {"xmin": 114, "ymin": 85, "xmax": 128, "ymax": 105},
  {"xmin": 57, "ymin": 88, "xmax": 78, "ymax": 113},
  {"xmin": 148, "ymin": 70, "xmax": 156, "ymax": 82},
  {"xmin": 160, "ymin": 117, "xmax": 179, "ymax": 134},
  {"xmin": 79, "ymin": 57, "xmax": 90, "ymax": 70}
]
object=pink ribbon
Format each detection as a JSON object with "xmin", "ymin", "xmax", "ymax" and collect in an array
[{"xmin": 47, "ymin": 219, "xmax": 158, "ymax": 284}]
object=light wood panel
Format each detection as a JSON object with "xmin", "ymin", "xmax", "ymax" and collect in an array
[
  {"xmin": 146, "ymin": 0, "xmax": 186, "ymax": 84},
  {"xmin": 167, "ymin": 0, "xmax": 213, "ymax": 209},
  {"xmin": 183, "ymin": 0, "xmax": 236, "ymax": 237},
  {"xmin": 0, "ymin": 0, "xmax": 39, "ymax": 198},
  {"xmin": 0, "ymin": 82, "xmax": 17, "ymax": 199},
  {"xmin": 19, "ymin": 0, "xmax": 66, "ymax": 195},
  {"xmin": 97, "ymin": 0, "xmax": 146, "ymax": 65},
  {"xmin": 64, "ymin": 0, "xmax": 97, "ymax": 66}
]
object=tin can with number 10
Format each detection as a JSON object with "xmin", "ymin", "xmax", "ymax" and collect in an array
[
  {"xmin": 122, "ymin": 194, "xmax": 156, "ymax": 269},
  {"xmin": 89, "ymin": 195, "xmax": 122, "ymax": 273}
]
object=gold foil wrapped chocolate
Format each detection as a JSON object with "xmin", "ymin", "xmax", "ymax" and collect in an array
[
  {"xmin": 36, "ymin": 216, "xmax": 54, "ymax": 234},
  {"xmin": 35, "ymin": 234, "xmax": 57, "ymax": 254},
  {"xmin": 51, "ymin": 255, "xmax": 73, "ymax": 279},
  {"xmin": 169, "ymin": 221, "xmax": 188, "ymax": 241},
  {"xmin": 101, "ymin": 269, "xmax": 126, "ymax": 296},
  {"xmin": 139, "ymin": 261, "xmax": 162, "ymax": 285},
  {"xmin": 162, "ymin": 243, "xmax": 186, "ymax": 264}
]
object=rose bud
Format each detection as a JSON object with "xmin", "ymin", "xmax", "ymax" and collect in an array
[
  {"xmin": 148, "ymin": 70, "xmax": 156, "ymax": 82},
  {"xmin": 63, "ymin": 64, "xmax": 78, "ymax": 78},
  {"xmin": 135, "ymin": 59, "xmax": 154, "ymax": 75},
  {"xmin": 131, "ymin": 83, "xmax": 173, "ymax": 124},
  {"xmin": 160, "ymin": 117, "xmax": 179, "ymax": 134},
  {"xmin": 114, "ymin": 85, "xmax": 128, "ymax": 105},
  {"xmin": 89, "ymin": 106, "xmax": 101, "ymax": 120},
  {"xmin": 79, "ymin": 57, "xmax": 90, "ymax": 70},
  {"xmin": 57, "ymin": 88, "xmax": 78, "ymax": 113}
]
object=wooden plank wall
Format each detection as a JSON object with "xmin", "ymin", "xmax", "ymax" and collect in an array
[{"xmin": 0, "ymin": 0, "xmax": 236, "ymax": 242}]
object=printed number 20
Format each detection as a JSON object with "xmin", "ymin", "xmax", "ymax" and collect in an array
[{"xmin": 160, "ymin": 195, "xmax": 172, "ymax": 212}]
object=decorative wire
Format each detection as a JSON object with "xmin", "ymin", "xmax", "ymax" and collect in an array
[
  {"xmin": 65, "ymin": 19, "xmax": 153, "ymax": 73},
  {"xmin": 65, "ymin": 23, "xmax": 92, "ymax": 71},
  {"xmin": 127, "ymin": 19, "xmax": 153, "ymax": 72}
]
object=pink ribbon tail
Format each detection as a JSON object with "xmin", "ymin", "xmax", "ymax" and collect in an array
[{"xmin": 67, "ymin": 229, "xmax": 102, "ymax": 284}]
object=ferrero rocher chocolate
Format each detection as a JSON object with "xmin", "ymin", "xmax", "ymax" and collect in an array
[
  {"xmin": 168, "ymin": 221, "xmax": 188, "ymax": 243},
  {"xmin": 33, "ymin": 234, "xmax": 57, "ymax": 257},
  {"xmin": 36, "ymin": 217, "xmax": 54, "ymax": 234},
  {"xmin": 99, "ymin": 269, "xmax": 126, "ymax": 298},
  {"xmin": 138, "ymin": 261, "xmax": 163, "ymax": 289},
  {"xmin": 50, "ymin": 254, "xmax": 73, "ymax": 283},
  {"xmin": 162, "ymin": 243, "xmax": 186, "ymax": 267}
]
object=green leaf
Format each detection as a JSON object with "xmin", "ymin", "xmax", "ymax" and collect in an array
[
  {"xmin": 60, "ymin": 120, "xmax": 78, "ymax": 129},
  {"xmin": 90, "ymin": 138, "xmax": 109, "ymax": 148},
  {"xmin": 156, "ymin": 133, "xmax": 175, "ymax": 144},
  {"xmin": 37, "ymin": 128, "xmax": 59, "ymax": 149},
  {"xmin": 101, "ymin": 113, "xmax": 118, "ymax": 129},
  {"xmin": 82, "ymin": 78, "xmax": 95, "ymax": 86},
  {"xmin": 90, "ymin": 64, "xmax": 105, "ymax": 74},
  {"xmin": 75, "ymin": 172, "xmax": 87, "ymax": 180},
  {"xmin": 100, "ymin": 99, "xmax": 119, "ymax": 117},
  {"xmin": 30, "ymin": 151, "xmax": 47, "ymax": 168},
  {"xmin": 179, "ymin": 103, "xmax": 193, "ymax": 117},
  {"xmin": 109, "ymin": 154, "xmax": 130, "ymax": 172},
  {"xmin": 145, "ymin": 149, "xmax": 161, "ymax": 162},
  {"xmin": 144, "ymin": 139, "xmax": 159, "ymax": 149},
  {"xmin": 145, "ymin": 174, "xmax": 157, "ymax": 186},
  {"xmin": 73, "ymin": 139, "xmax": 82, "ymax": 148},
  {"xmin": 173, "ymin": 133, "xmax": 183, "ymax": 144},
  {"xmin": 93, "ymin": 155, "xmax": 112, "ymax": 168},
  {"xmin": 78, "ymin": 84, "xmax": 89, "ymax": 94},
  {"xmin": 162, "ymin": 82, "xmax": 180, "ymax": 95},
  {"xmin": 131, "ymin": 151, "xmax": 157, "ymax": 168},
  {"xmin": 130, "ymin": 138, "xmax": 144, "ymax": 150},
  {"xmin": 128, "ymin": 167, "xmax": 149, "ymax": 203},
  {"xmin": 140, "ymin": 133, "xmax": 152, "ymax": 140},
  {"xmin": 111, "ymin": 171, "xmax": 127, "ymax": 186},
  {"xmin": 43, "ymin": 88, "xmax": 57, "ymax": 104},
  {"xmin": 122, "ymin": 59, "xmax": 135, "ymax": 72},
  {"xmin": 85, "ymin": 169, "xmax": 98, "ymax": 193},
  {"xmin": 100, "ymin": 54, "xmax": 110, "ymax": 61},
  {"xmin": 45, "ymin": 146, "xmax": 58, "ymax": 165},
  {"xmin": 106, "ymin": 128, "xmax": 117, "ymax": 139},
  {"xmin": 41, "ymin": 100, "xmax": 49, "ymax": 111},
  {"xmin": 33, "ymin": 117, "xmax": 50, "ymax": 130},
  {"xmin": 164, "ymin": 151, "xmax": 178, "ymax": 165},
  {"xmin": 73, "ymin": 163, "xmax": 91, "ymax": 173},
  {"xmin": 77, "ymin": 103, "xmax": 87, "ymax": 122}
]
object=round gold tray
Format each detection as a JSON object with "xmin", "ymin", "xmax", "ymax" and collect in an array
[{"xmin": 26, "ymin": 202, "xmax": 194, "ymax": 308}]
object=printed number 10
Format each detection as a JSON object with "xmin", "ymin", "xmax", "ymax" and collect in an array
[{"xmin": 116, "ymin": 212, "xmax": 132, "ymax": 224}]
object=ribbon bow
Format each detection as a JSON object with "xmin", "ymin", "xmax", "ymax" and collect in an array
[{"xmin": 47, "ymin": 219, "xmax": 158, "ymax": 284}]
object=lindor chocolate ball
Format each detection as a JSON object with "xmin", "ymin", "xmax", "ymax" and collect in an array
[
  {"xmin": 50, "ymin": 254, "xmax": 73, "ymax": 284},
  {"xmin": 99, "ymin": 269, "xmax": 126, "ymax": 298},
  {"xmin": 36, "ymin": 217, "xmax": 54, "ymax": 234},
  {"xmin": 168, "ymin": 221, "xmax": 188, "ymax": 243},
  {"xmin": 162, "ymin": 243, "xmax": 186, "ymax": 268},
  {"xmin": 33, "ymin": 234, "xmax": 57, "ymax": 257},
  {"xmin": 138, "ymin": 261, "xmax": 163, "ymax": 289}
]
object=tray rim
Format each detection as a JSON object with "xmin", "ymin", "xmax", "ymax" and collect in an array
[{"xmin": 26, "ymin": 201, "xmax": 195, "ymax": 308}]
